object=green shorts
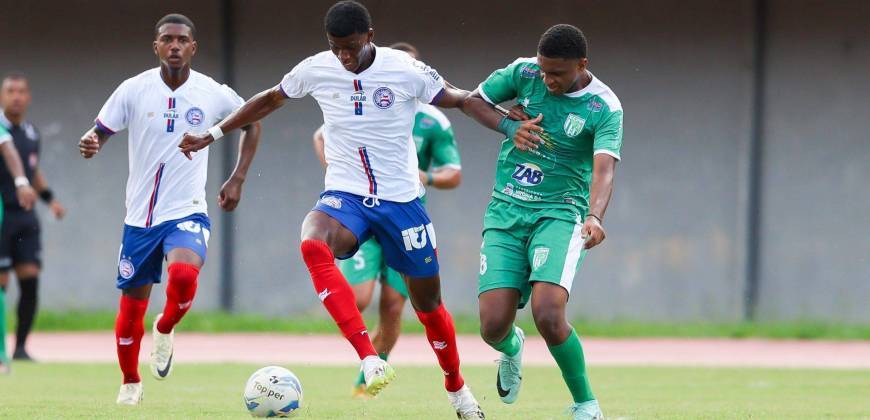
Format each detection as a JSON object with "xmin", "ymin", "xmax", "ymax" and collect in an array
[
  {"xmin": 478, "ymin": 198, "xmax": 588, "ymax": 308},
  {"xmin": 338, "ymin": 238, "xmax": 409, "ymax": 298}
]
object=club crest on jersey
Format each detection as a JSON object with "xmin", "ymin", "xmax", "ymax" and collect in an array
[
  {"xmin": 185, "ymin": 107, "xmax": 204, "ymax": 126},
  {"xmin": 564, "ymin": 113, "xmax": 586, "ymax": 137},
  {"xmin": 512, "ymin": 163, "xmax": 544, "ymax": 186},
  {"xmin": 373, "ymin": 87, "xmax": 395, "ymax": 109},
  {"xmin": 119, "ymin": 258, "xmax": 135, "ymax": 279}
]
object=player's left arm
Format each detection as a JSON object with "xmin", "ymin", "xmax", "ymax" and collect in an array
[
  {"xmin": 218, "ymin": 121, "xmax": 262, "ymax": 212},
  {"xmin": 32, "ymin": 168, "xmax": 65, "ymax": 219},
  {"xmin": 582, "ymin": 109, "xmax": 624, "ymax": 249}
]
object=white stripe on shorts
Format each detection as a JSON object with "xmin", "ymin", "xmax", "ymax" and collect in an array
[{"xmin": 560, "ymin": 215, "xmax": 585, "ymax": 290}]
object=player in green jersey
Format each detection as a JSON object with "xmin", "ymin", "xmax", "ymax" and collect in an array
[
  {"xmin": 459, "ymin": 24, "xmax": 623, "ymax": 419},
  {"xmin": 312, "ymin": 42, "xmax": 462, "ymax": 397}
]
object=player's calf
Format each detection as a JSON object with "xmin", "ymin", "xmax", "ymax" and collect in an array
[
  {"xmin": 156, "ymin": 262, "xmax": 199, "ymax": 334},
  {"xmin": 115, "ymin": 294, "xmax": 148, "ymax": 386}
]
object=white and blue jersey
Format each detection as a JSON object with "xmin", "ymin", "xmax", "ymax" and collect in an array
[{"xmin": 95, "ymin": 68, "xmax": 244, "ymax": 288}]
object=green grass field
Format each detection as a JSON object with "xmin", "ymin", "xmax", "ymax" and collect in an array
[
  {"xmin": 1, "ymin": 363, "xmax": 868, "ymax": 419},
  {"xmin": 23, "ymin": 310, "xmax": 870, "ymax": 340}
]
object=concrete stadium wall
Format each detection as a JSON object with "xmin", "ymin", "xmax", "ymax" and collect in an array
[{"xmin": 0, "ymin": 0, "xmax": 866, "ymax": 322}]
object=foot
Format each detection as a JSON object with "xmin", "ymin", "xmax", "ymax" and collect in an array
[
  {"xmin": 12, "ymin": 347, "xmax": 33, "ymax": 361},
  {"xmin": 567, "ymin": 400, "xmax": 603, "ymax": 420},
  {"xmin": 116, "ymin": 382, "xmax": 143, "ymax": 405},
  {"xmin": 447, "ymin": 384, "xmax": 485, "ymax": 419},
  {"xmin": 496, "ymin": 326, "xmax": 525, "ymax": 404},
  {"xmin": 351, "ymin": 383, "xmax": 369, "ymax": 399},
  {"xmin": 361, "ymin": 355, "xmax": 396, "ymax": 397},
  {"xmin": 149, "ymin": 314, "xmax": 174, "ymax": 380},
  {"xmin": 0, "ymin": 360, "xmax": 9, "ymax": 375}
]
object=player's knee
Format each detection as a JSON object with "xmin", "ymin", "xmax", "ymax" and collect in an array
[
  {"xmin": 382, "ymin": 296, "xmax": 405, "ymax": 319},
  {"xmin": 300, "ymin": 239, "xmax": 333, "ymax": 266},
  {"xmin": 479, "ymin": 316, "xmax": 511, "ymax": 344},
  {"xmin": 532, "ymin": 308, "xmax": 568, "ymax": 341}
]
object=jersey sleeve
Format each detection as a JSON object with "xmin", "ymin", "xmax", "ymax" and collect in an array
[
  {"xmin": 408, "ymin": 59, "xmax": 446, "ymax": 104},
  {"xmin": 279, "ymin": 57, "xmax": 314, "ymax": 99},
  {"xmin": 95, "ymin": 80, "xmax": 131, "ymax": 134},
  {"xmin": 429, "ymin": 124, "xmax": 461, "ymax": 170},
  {"xmin": 217, "ymin": 84, "xmax": 245, "ymax": 119},
  {"xmin": 0, "ymin": 125, "xmax": 10, "ymax": 145},
  {"xmin": 593, "ymin": 109, "xmax": 624, "ymax": 161},
  {"xmin": 477, "ymin": 60, "xmax": 521, "ymax": 105}
]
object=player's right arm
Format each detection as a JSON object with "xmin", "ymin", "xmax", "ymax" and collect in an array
[
  {"xmin": 0, "ymin": 126, "xmax": 36, "ymax": 209},
  {"xmin": 80, "ymin": 78, "xmax": 130, "ymax": 159},
  {"xmin": 312, "ymin": 125, "xmax": 327, "ymax": 169}
]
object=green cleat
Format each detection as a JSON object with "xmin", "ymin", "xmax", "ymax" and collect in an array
[
  {"xmin": 567, "ymin": 400, "xmax": 603, "ymax": 420},
  {"xmin": 496, "ymin": 326, "xmax": 525, "ymax": 404}
]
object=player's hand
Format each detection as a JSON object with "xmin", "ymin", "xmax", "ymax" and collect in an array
[
  {"xmin": 218, "ymin": 176, "xmax": 244, "ymax": 211},
  {"xmin": 178, "ymin": 132, "xmax": 214, "ymax": 160},
  {"xmin": 79, "ymin": 132, "xmax": 101, "ymax": 158},
  {"xmin": 581, "ymin": 215, "xmax": 606, "ymax": 249},
  {"xmin": 513, "ymin": 113, "xmax": 544, "ymax": 152},
  {"xmin": 507, "ymin": 104, "xmax": 530, "ymax": 121},
  {"xmin": 49, "ymin": 199, "xmax": 66, "ymax": 220},
  {"xmin": 16, "ymin": 185, "xmax": 37, "ymax": 211}
]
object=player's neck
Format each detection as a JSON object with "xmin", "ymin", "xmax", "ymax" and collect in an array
[
  {"xmin": 3, "ymin": 110, "xmax": 23, "ymax": 126},
  {"xmin": 160, "ymin": 65, "xmax": 191, "ymax": 91},
  {"xmin": 354, "ymin": 43, "xmax": 376, "ymax": 74},
  {"xmin": 565, "ymin": 70, "xmax": 593, "ymax": 95}
]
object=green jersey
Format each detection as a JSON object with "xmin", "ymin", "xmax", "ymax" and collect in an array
[
  {"xmin": 479, "ymin": 57, "xmax": 623, "ymax": 216},
  {"xmin": 413, "ymin": 103, "xmax": 461, "ymax": 203}
]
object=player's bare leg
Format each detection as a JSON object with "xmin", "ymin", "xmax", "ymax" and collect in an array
[
  {"xmin": 300, "ymin": 210, "xmax": 394, "ymax": 396},
  {"xmin": 116, "ymin": 283, "xmax": 151, "ymax": 405},
  {"xmin": 406, "ymin": 274, "xmax": 484, "ymax": 419},
  {"xmin": 479, "ymin": 288, "xmax": 525, "ymax": 404},
  {"xmin": 150, "ymin": 248, "xmax": 203, "ymax": 381},
  {"xmin": 531, "ymin": 282, "xmax": 600, "ymax": 419}
]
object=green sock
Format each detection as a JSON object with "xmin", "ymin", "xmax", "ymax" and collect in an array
[
  {"xmin": 548, "ymin": 328, "xmax": 594, "ymax": 403},
  {"xmin": 355, "ymin": 352, "xmax": 390, "ymax": 386},
  {"xmin": 490, "ymin": 325, "xmax": 521, "ymax": 357},
  {"xmin": 0, "ymin": 287, "xmax": 7, "ymax": 363}
]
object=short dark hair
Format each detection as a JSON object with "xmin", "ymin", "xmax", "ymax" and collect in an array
[
  {"xmin": 389, "ymin": 42, "xmax": 419, "ymax": 58},
  {"xmin": 155, "ymin": 13, "xmax": 196, "ymax": 38},
  {"xmin": 324, "ymin": 1, "xmax": 372, "ymax": 37},
  {"xmin": 538, "ymin": 24, "xmax": 587, "ymax": 59},
  {"xmin": 2, "ymin": 72, "xmax": 28, "ymax": 84}
]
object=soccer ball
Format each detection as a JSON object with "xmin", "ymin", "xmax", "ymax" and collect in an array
[{"xmin": 243, "ymin": 366, "xmax": 303, "ymax": 417}]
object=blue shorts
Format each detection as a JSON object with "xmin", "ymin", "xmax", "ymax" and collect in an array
[
  {"xmin": 312, "ymin": 191, "xmax": 439, "ymax": 278},
  {"xmin": 116, "ymin": 213, "xmax": 210, "ymax": 289}
]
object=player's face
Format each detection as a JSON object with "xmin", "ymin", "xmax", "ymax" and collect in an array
[
  {"xmin": 0, "ymin": 78, "xmax": 31, "ymax": 117},
  {"xmin": 327, "ymin": 30, "xmax": 374, "ymax": 73},
  {"xmin": 537, "ymin": 55, "xmax": 588, "ymax": 95},
  {"xmin": 153, "ymin": 23, "xmax": 197, "ymax": 70}
]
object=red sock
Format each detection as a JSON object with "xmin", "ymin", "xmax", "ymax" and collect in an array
[
  {"xmin": 115, "ymin": 295, "xmax": 148, "ymax": 384},
  {"xmin": 301, "ymin": 239, "xmax": 376, "ymax": 359},
  {"xmin": 416, "ymin": 303, "xmax": 465, "ymax": 392},
  {"xmin": 157, "ymin": 263, "xmax": 199, "ymax": 334}
]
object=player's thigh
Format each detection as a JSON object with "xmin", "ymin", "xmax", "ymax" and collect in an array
[
  {"xmin": 479, "ymin": 227, "xmax": 532, "ymax": 309},
  {"xmin": 306, "ymin": 192, "xmax": 372, "ymax": 258},
  {"xmin": 163, "ymin": 214, "xmax": 209, "ymax": 268},
  {"xmin": 526, "ymin": 216, "xmax": 588, "ymax": 296},
  {"xmin": 10, "ymin": 211, "xmax": 41, "ymax": 269},
  {"xmin": 13, "ymin": 263, "xmax": 40, "ymax": 280},
  {"xmin": 0, "ymin": 211, "xmax": 17, "ymax": 273},
  {"xmin": 381, "ymin": 266, "xmax": 409, "ymax": 299},
  {"xmin": 371, "ymin": 198, "xmax": 438, "ymax": 279},
  {"xmin": 117, "ymin": 225, "xmax": 166, "ymax": 291}
]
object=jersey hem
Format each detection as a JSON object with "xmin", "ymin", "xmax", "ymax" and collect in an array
[{"xmin": 593, "ymin": 149, "xmax": 621, "ymax": 161}]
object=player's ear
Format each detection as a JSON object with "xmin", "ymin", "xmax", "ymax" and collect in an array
[
  {"xmin": 153, "ymin": 40, "xmax": 159, "ymax": 57},
  {"xmin": 577, "ymin": 57, "xmax": 589, "ymax": 72},
  {"xmin": 366, "ymin": 29, "xmax": 374, "ymax": 43},
  {"xmin": 191, "ymin": 40, "xmax": 198, "ymax": 56}
]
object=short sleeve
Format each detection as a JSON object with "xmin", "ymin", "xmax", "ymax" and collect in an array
[
  {"xmin": 408, "ymin": 59, "xmax": 446, "ymax": 104},
  {"xmin": 593, "ymin": 109, "xmax": 624, "ymax": 161},
  {"xmin": 477, "ymin": 60, "xmax": 521, "ymax": 105},
  {"xmin": 430, "ymin": 125, "xmax": 461, "ymax": 170},
  {"xmin": 95, "ymin": 80, "xmax": 131, "ymax": 134},
  {"xmin": 217, "ymin": 84, "xmax": 245, "ymax": 119},
  {"xmin": 279, "ymin": 58, "xmax": 313, "ymax": 99}
]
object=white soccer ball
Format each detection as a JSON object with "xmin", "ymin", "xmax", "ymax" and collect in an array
[{"xmin": 243, "ymin": 366, "xmax": 303, "ymax": 417}]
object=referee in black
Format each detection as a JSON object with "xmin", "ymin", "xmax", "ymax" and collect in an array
[{"xmin": 0, "ymin": 73, "xmax": 65, "ymax": 361}]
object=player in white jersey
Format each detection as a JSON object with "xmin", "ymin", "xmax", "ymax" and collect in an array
[
  {"xmin": 77, "ymin": 14, "xmax": 261, "ymax": 406},
  {"xmin": 179, "ymin": 2, "xmax": 484, "ymax": 418}
]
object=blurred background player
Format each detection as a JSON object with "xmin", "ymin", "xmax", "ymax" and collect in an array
[
  {"xmin": 0, "ymin": 73, "xmax": 64, "ymax": 362},
  {"xmin": 77, "ymin": 14, "xmax": 261, "ymax": 405},
  {"xmin": 179, "ymin": 2, "xmax": 485, "ymax": 417},
  {"xmin": 461, "ymin": 24, "xmax": 623, "ymax": 419},
  {"xmin": 311, "ymin": 41, "xmax": 463, "ymax": 397},
  {"xmin": 0, "ymin": 122, "xmax": 38, "ymax": 373}
]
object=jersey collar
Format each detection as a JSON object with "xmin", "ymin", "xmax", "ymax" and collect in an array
[{"xmin": 332, "ymin": 43, "xmax": 384, "ymax": 77}]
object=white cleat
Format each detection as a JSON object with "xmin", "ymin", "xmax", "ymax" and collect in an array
[
  {"xmin": 116, "ymin": 382, "xmax": 143, "ymax": 405},
  {"xmin": 567, "ymin": 400, "xmax": 603, "ymax": 420},
  {"xmin": 361, "ymin": 355, "xmax": 396, "ymax": 397},
  {"xmin": 496, "ymin": 326, "xmax": 525, "ymax": 404},
  {"xmin": 149, "ymin": 314, "xmax": 174, "ymax": 380},
  {"xmin": 448, "ymin": 384, "xmax": 485, "ymax": 419}
]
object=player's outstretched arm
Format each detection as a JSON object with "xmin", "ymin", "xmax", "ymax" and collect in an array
[
  {"xmin": 218, "ymin": 121, "xmax": 262, "ymax": 212},
  {"xmin": 456, "ymin": 90, "xmax": 544, "ymax": 151},
  {"xmin": 179, "ymin": 86, "xmax": 287, "ymax": 159},
  {"xmin": 582, "ymin": 154, "xmax": 617, "ymax": 249}
]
